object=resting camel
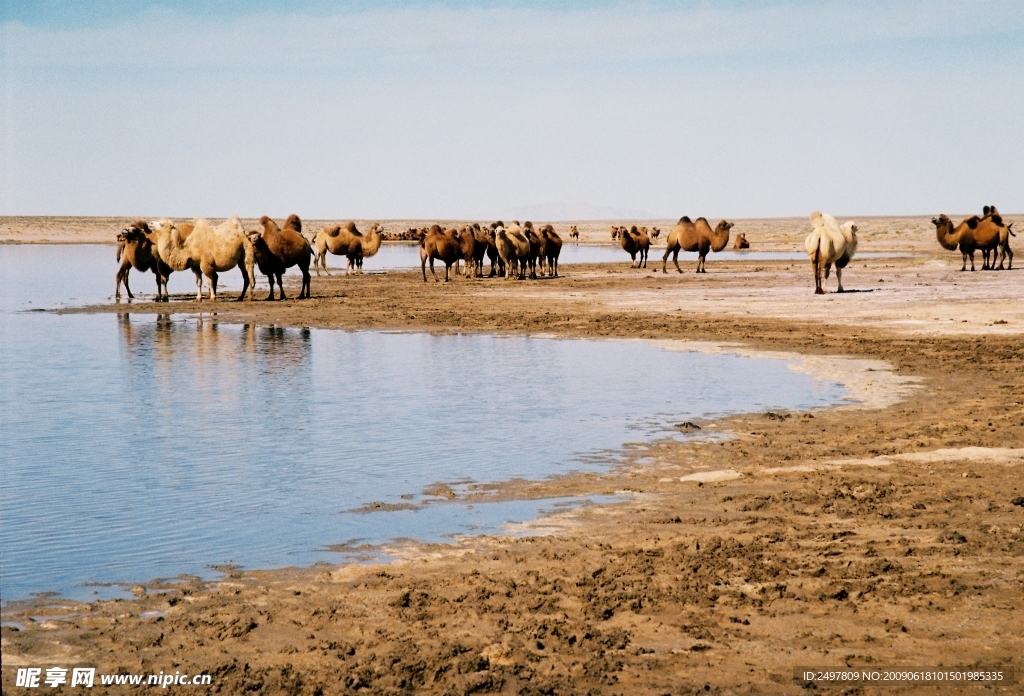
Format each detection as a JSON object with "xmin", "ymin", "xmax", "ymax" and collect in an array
[
  {"xmin": 539, "ymin": 224, "xmax": 563, "ymax": 277},
  {"xmin": 569, "ymin": 225, "xmax": 579, "ymax": 243},
  {"xmin": 662, "ymin": 217, "xmax": 732, "ymax": 273},
  {"xmin": 420, "ymin": 226, "xmax": 461, "ymax": 282},
  {"xmin": 495, "ymin": 222, "xmax": 531, "ymax": 280},
  {"xmin": 155, "ymin": 216, "xmax": 255, "ymax": 301},
  {"xmin": 115, "ymin": 221, "xmax": 169, "ymax": 301},
  {"xmin": 619, "ymin": 225, "xmax": 650, "ymax": 268},
  {"xmin": 733, "ymin": 233, "xmax": 750, "ymax": 249},
  {"xmin": 805, "ymin": 211, "xmax": 858, "ymax": 294},
  {"xmin": 933, "ymin": 214, "xmax": 1002, "ymax": 272},
  {"xmin": 249, "ymin": 215, "xmax": 313, "ymax": 300}
]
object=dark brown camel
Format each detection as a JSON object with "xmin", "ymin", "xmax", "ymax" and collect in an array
[{"xmin": 250, "ymin": 215, "xmax": 313, "ymax": 299}]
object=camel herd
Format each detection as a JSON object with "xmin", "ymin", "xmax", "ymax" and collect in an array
[{"xmin": 112, "ymin": 208, "xmax": 1015, "ymax": 301}]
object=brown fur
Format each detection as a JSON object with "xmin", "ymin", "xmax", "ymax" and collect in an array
[
  {"xmin": 420, "ymin": 228, "xmax": 462, "ymax": 282},
  {"xmin": 619, "ymin": 225, "xmax": 650, "ymax": 269},
  {"xmin": 733, "ymin": 233, "xmax": 750, "ymax": 250},
  {"xmin": 154, "ymin": 217, "xmax": 255, "ymax": 301},
  {"xmin": 569, "ymin": 225, "xmax": 579, "ymax": 243},
  {"xmin": 538, "ymin": 224, "xmax": 562, "ymax": 277},
  {"xmin": 933, "ymin": 214, "xmax": 1002, "ymax": 272},
  {"xmin": 251, "ymin": 216, "xmax": 313, "ymax": 300},
  {"xmin": 115, "ymin": 221, "xmax": 168, "ymax": 301},
  {"xmin": 662, "ymin": 217, "xmax": 732, "ymax": 273}
]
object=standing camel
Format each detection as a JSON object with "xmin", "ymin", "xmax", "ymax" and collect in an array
[
  {"xmin": 981, "ymin": 206, "xmax": 1014, "ymax": 270},
  {"xmin": 805, "ymin": 211, "xmax": 858, "ymax": 294},
  {"xmin": 932, "ymin": 214, "xmax": 1002, "ymax": 272},
  {"xmin": 619, "ymin": 225, "xmax": 650, "ymax": 268},
  {"xmin": 346, "ymin": 223, "xmax": 384, "ymax": 274},
  {"xmin": 312, "ymin": 222, "xmax": 363, "ymax": 276},
  {"xmin": 495, "ymin": 222, "xmax": 531, "ymax": 280},
  {"xmin": 154, "ymin": 217, "xmax": 255, "ymax": 301},
  {"xmin": 569, "ymin": 225, "xmax": 579, "ymax": 243},
  {"xmin": 539, "ymin": 224, "xmax": 563, "ymax": 277},
  {"xmin": 249, "ymin": 215, "xmax": 313, "ymax": 300},
  {"xmin": 115, "ymin": 221, "xmax": 170, "ymax": 301},
  {"xmin": 662, "ymin": 217, "xmax": 732, "ymax": 273},
  {"xmin": 420, "ymin": 226, "xmax": 462, "ymax": 282}
]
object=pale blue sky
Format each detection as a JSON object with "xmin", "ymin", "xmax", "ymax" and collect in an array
[{"xmin": 2, "ymin": 1, "xmax": 1022, "ymax": 218}]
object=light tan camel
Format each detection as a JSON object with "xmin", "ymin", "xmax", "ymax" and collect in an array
[
  {"xmin": 495, "ymin": 222, "xmax": 531, "ymax": 280},
  {"xmin": 539, "ymin": 224, "xmax": 562, "ymax": 277},
  {"xmin": 569, "ymin": 225, "xmax": 579, "ymax": 243},
  {"xmin": 619, "ymin": 225, "xmax": 650, "ymax": 268},
  {"xmin": 933, "ymin": 214, "xmax": 1002, "ymax": 272},
  {"xmin": 115, "ymin": 221, "xmax": 169, "ymax": 301},
  {"xmin": 144, "ymin": 220, "xmax": 195, "ymax": 300},
  {"xmin": 420, "ymin": 226, "xmax": 462, "ymax": 282},
  {"xmin": 347, "ymin": 222, "xmax": 384, "ymax": 274},
  {"xmin": 733, "ymin": 233, "xmax": 750, "ymax": 249},
  {"xmin": 249, "ymin": 215, "xmax": 313, "ymax": 300},
  {"xmin": 805, "ymin": 211, "xmax": 858, "ymax": 294},
  {"xmin": 312, "ymin": 222, "xmax": 369, "ymax": 276},
  {"xmin": 662, "ymin": 217, "xmax": 732, "ymax": 273},
  {"xmin": 155, "ymin": 216, "xmax": 255, "ymax": 301}
]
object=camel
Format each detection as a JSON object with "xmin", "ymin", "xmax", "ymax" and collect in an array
[
  {"xmin": 981, "ymin": 206, "xmax": 1014, "ymax": 270},
  {"xmin": 539, "ymin": 224, "xmax": 563, "ymax": 277},
  {"xmin": 249, "ymin": 215, "xmax": 313, "ymax": 300},
  {"xmin": 610, "ymin": 226, "xmax": 621, "ymax": 241},
  {"xmin": 312, "ymin": 221, "xmax": 371, "ymax": 276},
  {"xmin": 650, "ymin": 227, "xmax": 661, "ymax": 241},
  {"xmin": 420, "ymin": 226, "xmax": 462, "ymax": 282},
  {"xmin": 154, "ymin": 216, "xmax": 255, "ymax": 301},
  {"xmin": 619, "ymin": 225, "xmax": 650, "ymax": 268},
  {"xmin": 523, "ymin": 222, "xmax": 545, "ymax": 278},
  {"xmin": 661, "ymin": 217, "xmax": 732, "ymax": 273},
  {"xmin": 115, "ymin": 221, "xmax": 169, "ymax": 301},
  {"xmin": 569, "ymin": 225, "xmax": 579, "ymax": 243},
  {"xmin": 457, "ymin": 224, "xmax": 488, "ymax": 278},
  {"xmin": 805, "ymin": 211, "xmax": 858, "ymax": 294},
  {"xmin": 932, "ymin": 214, "xmax": 1002, "ymax": 272},
  {"xmin": 485, "ymin": 222, "xmax": 505, "ymax": 277},
  {"xmin": 733, "ymin": 233, "xmax": 750, "ymax": 249},
  {"xmin": 347, "ymin": 222, "xmax": 384, "ymax": 274},
  {"xmin": 495, "ymin": 222, "xmax": 531, "ymax": 280}
]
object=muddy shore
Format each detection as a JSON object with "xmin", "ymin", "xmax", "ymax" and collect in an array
[{"xmin": 3, "ymin": 232, "xmax": 1023, "ymax": 694}]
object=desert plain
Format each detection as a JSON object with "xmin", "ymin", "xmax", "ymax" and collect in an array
[{"xmin": 2, "ymin": 214, "xmax": 1023, "ymax": 695}]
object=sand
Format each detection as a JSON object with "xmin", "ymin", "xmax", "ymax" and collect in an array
[{"xmin": 2, "ymin": 215, "xmax": 1022, "ymax": 695}]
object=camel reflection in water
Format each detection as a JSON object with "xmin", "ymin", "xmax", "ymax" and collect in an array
[{"xmin": 116, "ymin": 313, "xmax": 313, "ymax": 403}]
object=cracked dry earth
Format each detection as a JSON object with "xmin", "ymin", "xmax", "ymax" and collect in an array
[{"xmin": 3, "ymin": 255, "xmax": 1024, "ymax": 695}]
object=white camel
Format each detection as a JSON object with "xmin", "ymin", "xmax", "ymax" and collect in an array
[
  {"xmin": 154, "ymin": 217, "xmax": 255, "ymax": 301},
  {"xmin": 805, "ymin": 211, "xmax": 858, "ymax": 294},
  {"xmin": 495, "ymin": 222, "xmax": 531, "ymax": 280}
]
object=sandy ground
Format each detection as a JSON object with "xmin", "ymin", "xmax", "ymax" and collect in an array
[{"xmin": 2, "ymin": 217, "xmax": 1023, "ymax": 695}]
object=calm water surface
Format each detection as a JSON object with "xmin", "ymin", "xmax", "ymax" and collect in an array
[{"xmin": 0, "ymin": 245, "xmax": 850, "ymax": 602}]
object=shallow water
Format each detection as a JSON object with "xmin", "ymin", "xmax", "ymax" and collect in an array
[{"xmin": 0, "ymin": 246, "xmax": 850, "ymax": 602}]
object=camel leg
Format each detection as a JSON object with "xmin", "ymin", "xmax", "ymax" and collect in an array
[
  {"xmin": 430, "ymin": 256, "xmax": 440, "ymax": 282},
  {"xmin": 193, "ymin": 269, "xmax": 204, "ymax": 301},
  {"xmin": 115, "ymin": 262, "xmax": 130, "ymax": 300},
  {"xmin": 208, "ymin": 270, "xmax": 218, "ymax": 301},
  {"xmin": 277, "ymin": 273, "xmax": 286, "ymax": 300},
  {"xmin": 969, "ymin": 251, "xmax": 976, "ymax": 271},
  {"xmin": 445, "ymin": 262, "xmax": 451, "ymax": 282},
  {"xmin": 835, "ymin": 266, "xmax": 844, "ymax": 293},
  {"xmin": 265, "ymin": 274, "xmax": 276, "ymax": 301},
  {"xmin": 812, "ymin": 256, "xmax": 823, "ymax": 294},
  {"xmin": 300, "ymin": 263, "xmax": 311, "ymax": 299}
]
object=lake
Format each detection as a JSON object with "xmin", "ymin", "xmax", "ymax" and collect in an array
[{"xmin": 0, "ymin": 245, "xmax": 849, "ymax": 602}]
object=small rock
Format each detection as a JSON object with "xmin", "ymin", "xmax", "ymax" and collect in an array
[
  {"xmin": 1011, "ymin": 497, "xmax": 1024, "ymax": 507},
  {"xmin": 675, "ymin": 421, "xmax": 701, "ymax": 431}
]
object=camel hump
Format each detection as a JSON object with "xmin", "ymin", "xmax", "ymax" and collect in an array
[
  {"xmin": 810, "ymin": 211, "xmax": 823, "ymax": 226},
  {"xmin": 283, "ymin": 214, "xmax": 302, "ymax": 232},
  {"xmin": 990, "ymin": 214, "xmax": 1003, "ymax": 226},
  {"xmin": 678, "ymin": 216, "xmax": 691, "ymax": 224},
  {"xmin": 967, "ymin": 216, "xmax": 979, "ymax": 229}
]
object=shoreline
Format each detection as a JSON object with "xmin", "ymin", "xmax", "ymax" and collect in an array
[{"xmin": 3, "ymin": 249, "xmax": 1023, "ymax": 693}]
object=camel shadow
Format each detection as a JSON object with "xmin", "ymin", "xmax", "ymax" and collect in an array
[{"xmin": 836, "ymin": 288, "xmax": 874, "ymax": 293}]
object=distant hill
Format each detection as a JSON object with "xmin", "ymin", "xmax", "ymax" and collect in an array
[{"xmin": 492, "ymin": 202, "xmax": 661, "ymax": 222}]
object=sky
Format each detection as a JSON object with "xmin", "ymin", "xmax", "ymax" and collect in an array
[{"xmin": 1, "ymin": 1, "xmax": 1022, "ymax": 219}]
